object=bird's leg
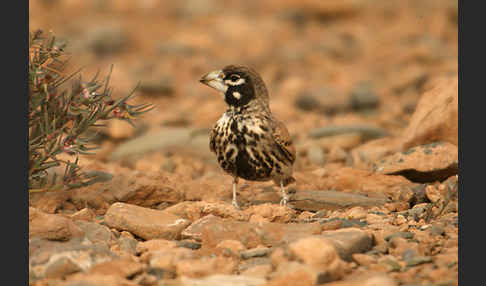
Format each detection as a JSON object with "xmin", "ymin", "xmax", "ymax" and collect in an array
[
  {"xmin": 232, "ymin": 177, "xmax": 240, "ymax": 209},
  {"xmin": 280, "ymin": 180, "xmax": 288, "ymax": 206}
]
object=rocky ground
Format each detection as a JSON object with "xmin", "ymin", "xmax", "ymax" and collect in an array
[{"xmin": 29, "ymin": 0, "xmax": 458, "ymax": 285}]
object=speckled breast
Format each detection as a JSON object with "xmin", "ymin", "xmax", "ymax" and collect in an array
[{"xmin": 211, "ymin": 113, "xmax": 276, "ymax": 181}]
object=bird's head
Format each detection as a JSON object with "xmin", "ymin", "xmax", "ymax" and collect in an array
[{"xmin": 200, "ymin": 65, "xmax": 269, "ymax": 109}]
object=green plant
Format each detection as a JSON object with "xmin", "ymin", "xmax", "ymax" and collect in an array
[{"xmin": 29, "ymin": 30, "xmax": 153, "ymax": 191}]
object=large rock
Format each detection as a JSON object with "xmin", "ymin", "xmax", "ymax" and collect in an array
[
  {"xmin": 69, "ymin": 173, "xmax": 182, "ymax": 213},
  {"xmin": 29, "ymin": 207, "xmax": 84, "ymax": 241},
  {"xmin": 291, "ymin": 190, "xmax": 388, "ymax": 211},
  {"xmin": 288, "ymin": 236, "xmax": 347, "ymax": 281},
  {"xmin": 400, "ymin": 76, "xmax": 458, "ymax": 149},
  {"xmin": 104, "ymin": 202, "xmax": 191, "ymax": 240},
  {"xmin": 320, "ymin": 228, "xmax": 373, "ymax": 261},
  {"xmin": 180, "ymin": 274, "xmax": 266, "ymax": 286},
  {"xmin": 319, "ymin": 167, "xmax": 417, "ymax": 202},
  {"xmin": 323, "ymin": 273, "xmax": 398, "ymax": 286},
  {"xmin": 181, "ymin": 215, "xmax": 321, "ymax": 249},
  {"xmin": 374, "ymin": 141, "xmax": 458, "ymax": 183},
  {"xmin": 164, "ymin": 201, "xmax": 248, "ymax": 222},
  {"xmin": 175, "ymin": 257, "xmax": 237, "ymax": 278}
]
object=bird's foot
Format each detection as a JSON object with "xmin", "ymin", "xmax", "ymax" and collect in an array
[
  {"xmin": 232, "ymin": 200, "xmax": 241, "ymax": 210},
  {"xmin": 279, "ymin": 197, "xmax": 288, "ymax": 206}
]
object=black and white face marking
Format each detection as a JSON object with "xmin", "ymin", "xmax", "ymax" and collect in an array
[
  {"xmin": 200, "ymin": 67, "xmax": 255, "ymax": 108},
  {"xmin": 222, "ymin": 72, "xmax": 254, "ymax": 108},
  {"xmin": 224, "ymin": 74, "xmax": 246, "ymax": 86}
]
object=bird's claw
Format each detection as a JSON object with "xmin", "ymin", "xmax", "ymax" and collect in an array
[{"xmin": 232, "ymin": 200, "xmax": 241, "ymax": 210}]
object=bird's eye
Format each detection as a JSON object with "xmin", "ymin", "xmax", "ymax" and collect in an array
[{"xmin": 230, "ymin": 75, "xmax": 240, "ymax": 82}]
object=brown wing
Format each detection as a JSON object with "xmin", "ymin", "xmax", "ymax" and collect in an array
[
  {"xmin": 272, "ymin": 120, "xmax": 296, "ymax": 164},
  {"xmin": 209, "ymin": 127, "xmax": 217, "ymax": 154}
]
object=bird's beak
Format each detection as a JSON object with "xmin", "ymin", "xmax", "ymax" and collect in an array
[{"xmin": 200, "ymin": 70, "xmax": 227, "ymax": 93}]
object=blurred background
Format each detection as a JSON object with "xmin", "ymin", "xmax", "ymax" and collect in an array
[{"xmin": 29, "ymin": 0, "xmax": 458, "ymax": 194}]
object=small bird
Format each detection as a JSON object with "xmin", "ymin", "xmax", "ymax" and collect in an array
[{"xmin": 200, "ymin": 65, "xmax": 296, "ymax": 209}]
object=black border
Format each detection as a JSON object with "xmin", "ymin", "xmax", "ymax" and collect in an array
[{"xmin": 6, "ymin": 0, "xmax": 29, "ymax": 285}]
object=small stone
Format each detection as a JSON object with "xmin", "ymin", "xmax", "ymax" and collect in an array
[
  {"xmin": 288, "ymin": 236, "xmax": 347, "ymax": 281},
  {"xmin": 148, "ymin": 247, "xmax": 195, "ymax": 271},
  {"xmin": 74, "ymin": 220, "xmax": 113, "ymax": 245},
  {"xmin": 378, "ymin": 257, "xmax": 402, "ymax": 272},
  {"xmin": 117, "ymin": 236, "xmax": 138, "ymax": 255},
  {"xmin": 428, "ymin": 224, "xmax": 445, "ymax": 236},
  {"xmin": 175, "ymin": 257, "xmax": 236, "ymax": 278},
  {"xmin": 240, "ymin": 264, "xmax": 272, "ymax": 278},
  {"xmin": 88, "ymin": 259, "xmax": 144, "ymax": 278},
  {"xmin": 70, "ymin": 208, "xmax": 96, "ymax": 222},
  {"xmin": 351, "ymin": 253, "xmax": 377, "ymax": 266},
  {"xmin": 241, "ymin": 247, "xmax": 272, "ymax": 260},
  {"xmin": 268, "ymin": 261, "xmax": 320, "ymax": 286},
  {"xmin": 44, "ymin": 257, "xmax": 82, "ymax": 279},
  {"xmin": 384, "ymin": 232, "xmax": 414, "ymax": 242},
  {"xmin": 320, "ymin": 219, "xmax": 342, "ymax": 231},
  {"xmin": 177, "ymin": 240, "xmax": 202, "ymax": 250},
  {"xmin": 350, "ymin": 81, "xmax": 380, "ymax": 111},
  {"xmin": 245, "ymin": 203, "xmax": 296, "ymax": 223},
  {"xmin": 395, "ymin": 215, "xmax": 407, "ymax": 225},
  {"xmin": 308, "ymin": 145, "xmax": 326, "ymax": 165},
  {"xmin": 321, "ymin": 228, "xmax": 373, "ymax": 261},
  {"xmin": 136, "ymin": 239, "xmax": 177, "ymax": 254},
  {"xmin": 180, "ymin": 274, "xmax": 266, "ymax": 286},
  {"xmin": 346, "ymin": 206, "xmax": 367, "ymax": 220},
  {"xmin": 104, "ymin": 202, "xmax": 191, "ymax": 240},
  {"xmin": 405, "ymin": 256, "xmax": 433, "ymax": 267},
  {"xmin": 29, "ymin": 207, "xmax": 84, "ymax": 241},
  {"xmin": 216, "ymin": 240, "xmax": 246, "ymax": 257},
  {"xmin": 425, "ymin": 185, "xmax": 441, "ymax": 203}
]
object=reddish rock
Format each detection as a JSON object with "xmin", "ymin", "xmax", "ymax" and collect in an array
[
  {"xmin": 267, "ymin": 261, "xmax": 319, "ymax": 286},
  {"xmin": 147, "ymin": 247, "xmax": 196, "ymax": 272},
  {"xmin": 352, "ymin": 253, "xmax": 377, "ymax": 266},
  {"xmin": 240, "ymin": 264, "xmax": 273, "ymax": 278},
  {"xmin": 324, "ymin": 273, "xmax": 398, "ymax": 286},
  {"xmin": 244, "ymin": 203, "xmax": 296, "ymax": 223},
  {"xmin": 44, "ymin": 256, "xmax": 82, "ymax": 279},
  {"xmin": 181, "ymin": 214, "xmax": 321, "ymax": 249},
  {"xmin": 216, "ymin": 240, "xmax": 246, "ymax": 257},
  {"xmin": 288, "ymin": 236, "xmax": 348, "ymax": 281},
  {"xmin": 135, "ymin": 239, "xmax": 177, "ymax": 255},
  {"xmin": 164, "ymin": 201, "xmax": 248, "ymax": 222},
  {"xmin": 29, "ymin": 190, "xmax": 70, "ymax": 214},
  {"xmin": 400, "ymin": 76, "xmax": 458, "ymax": 149},
  {"xmin": 350, "ymin": 137, "xmax": 402, "ymax": 169},
  {"xmin": 70, "ymin": 208, "xmax": 96, "ymax": 222},
  {"xmin": 104, "ymin": 202, "xmax": 191, "ymax": 240},
  {"xmin": 320, "ymin": 167, "xmax": 417, "ymax": 202},
  {"xmin": 291, "ymin": 190, "xmax": 388, "ymax": 211},
  {"xmin": 175, "ymin": 257, "xmax": 237, "ymax": 278},
  {"xmin": 64, "ymin": 273, "xmax": 139, "ymax": 286},
  {"xmin": 69, "ymin": 173, "xmax": 183, "ymax": 213},
  {"xmin": 29, "ymin": 207, "xmax": 84, "ymax": 241},
  {"xmin": 87, "ymin": 259, "xmax": 144, "ymax": 278},
  {"xmin": 321, "ymin": 228, "xmax": 373, "ymax": 261},
  {"xmin": 180, "ymin": 274, "xmax": 266, "ymax": 286},
  {"xmin": 374, "ymin": 142, "xmax": 458, "ymax": 183}
]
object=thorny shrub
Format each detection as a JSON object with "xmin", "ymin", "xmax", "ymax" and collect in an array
[{"xmin": 29, "ymin": 30, "xmax": 153, "ymax": 191}]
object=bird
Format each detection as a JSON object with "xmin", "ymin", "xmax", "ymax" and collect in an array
[{"xmin": 200, "ymin": 65, "xmax": 296, "ymax": 209}]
